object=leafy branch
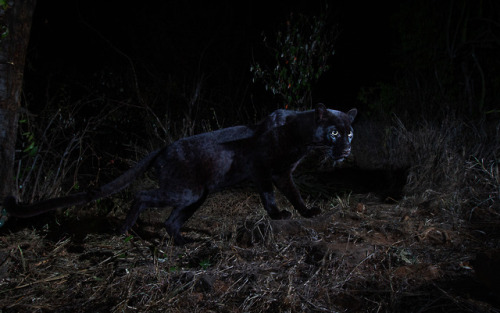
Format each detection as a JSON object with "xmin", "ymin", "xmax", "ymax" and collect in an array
[{"xmin": 251, "ymin": 10, "xmax": 338, "ymax": 109}]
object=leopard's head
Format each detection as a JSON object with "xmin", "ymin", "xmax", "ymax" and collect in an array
[{"xmin": 312, "ymin": 103, "xmax": 357, "ymax": 163}]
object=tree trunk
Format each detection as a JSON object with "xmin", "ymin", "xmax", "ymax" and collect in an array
[{"xmin": 0, "ymin": 0, "xmax": 36, "ymax": 199}]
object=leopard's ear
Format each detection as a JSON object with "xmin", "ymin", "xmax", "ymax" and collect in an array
[
  {"xmin": 315, "ymin": 103, "xmax": 327, "ymax": 122},
  {"xmin": 347, "ymin": 108, "xmax": 357, "ymax": 122}
]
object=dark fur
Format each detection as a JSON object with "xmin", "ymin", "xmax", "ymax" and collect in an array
[{"xmin": 3, "ymin": 103, "xmax": 357, "ymax": 245}]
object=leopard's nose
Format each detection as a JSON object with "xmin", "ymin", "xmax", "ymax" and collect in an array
[{"xmin": 342, "ymin": 148, "xmax": 351, "ymax": 156}]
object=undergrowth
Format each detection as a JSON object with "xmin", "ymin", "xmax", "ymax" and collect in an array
[
  {"xmin": 353, "ymin": 112, "xmax": 499, "ymax": 220},
  {"xmin": 395, "ymin": 115, "xmax": 498, "ymax": 216}
]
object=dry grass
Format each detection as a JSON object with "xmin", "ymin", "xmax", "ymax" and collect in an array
[
  {"xmin": 1, "ymin": 188, "xmax": 499, "ymax": 312},
  {"xmin": 354, "ymin": 114, "xmax": 499, "ymax": 219}
]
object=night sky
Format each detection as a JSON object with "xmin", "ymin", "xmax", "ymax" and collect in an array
[{"xmin": 25, "ymin": 0, "xmax": 399, "ymax": 116}]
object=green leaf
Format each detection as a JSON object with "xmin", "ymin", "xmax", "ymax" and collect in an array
[
  {"xmin": 23, "ymin": 142, "xmax": 35, "ymax": 153},
  {"xmin": 199, "ymin": 259, "xmax": 211, "ymax": 270},
  {"xmin": 28, "ymin": 146, "xmax": 38, "ymax": 157}
]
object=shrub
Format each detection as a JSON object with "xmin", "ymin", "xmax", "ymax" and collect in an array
[{"xmin": 250, "ymin": 10, "xmax": 337, "ymax": 109}]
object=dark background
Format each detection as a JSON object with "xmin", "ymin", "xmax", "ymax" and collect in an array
[
  {"xmin": 24, "ymin": 1, "xmax": 400, "ymax": 118},
  {"xmin": 24, "ymin": 0, "xmax": 500, "ymax": 123},
  {"xmin": 17, "ymin": 0, "xmax": 500, "ymax": 177}
]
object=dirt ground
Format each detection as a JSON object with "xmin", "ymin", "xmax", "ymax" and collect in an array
[{"xmin": 1, "ymin": 183, "xmax": 500, "ymax": 312}]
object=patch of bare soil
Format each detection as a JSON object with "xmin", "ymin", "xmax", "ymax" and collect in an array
[{"xmin": 1, "ymin": 189, "xmax": 499, "ymax": 312}]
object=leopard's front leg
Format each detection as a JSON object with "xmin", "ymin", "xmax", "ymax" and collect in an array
[{"xmin": 272, "ymin": 171, "xmax": 321, "ymax": 218}]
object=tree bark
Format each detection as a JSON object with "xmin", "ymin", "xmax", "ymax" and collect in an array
[{"xmin": 0, "ymin": 0, "xmax": 36, "ymax": 199}]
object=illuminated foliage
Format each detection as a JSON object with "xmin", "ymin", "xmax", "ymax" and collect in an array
[{"xmin": 251, "ymin": 10, "xmax": 337, "ymax": 109}]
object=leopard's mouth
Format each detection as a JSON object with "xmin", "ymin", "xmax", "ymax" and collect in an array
[
  {"xmin": 329, "ymin": 150, "xmax": 350, "ymax": 163},
  {"xmin": 317, "ymin": 146, "xmax": 349, "ymax": 163},
  {"xmin": 328, "ymin": 152, "xmax": 346, "ymax": 163}
]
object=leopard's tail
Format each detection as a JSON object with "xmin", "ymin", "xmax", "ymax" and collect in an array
[{"xmin": 1, "ymin": 148, "xmax": 164, "ymax": 220}]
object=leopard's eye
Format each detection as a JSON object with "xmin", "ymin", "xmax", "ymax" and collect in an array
[
  {"xmin": 331, "ymin": 130, "xmax": 339, "ymax": 137},
  {"xmin": 348, "ymin": 131, "xmax": 353, "ymax": 138}
]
